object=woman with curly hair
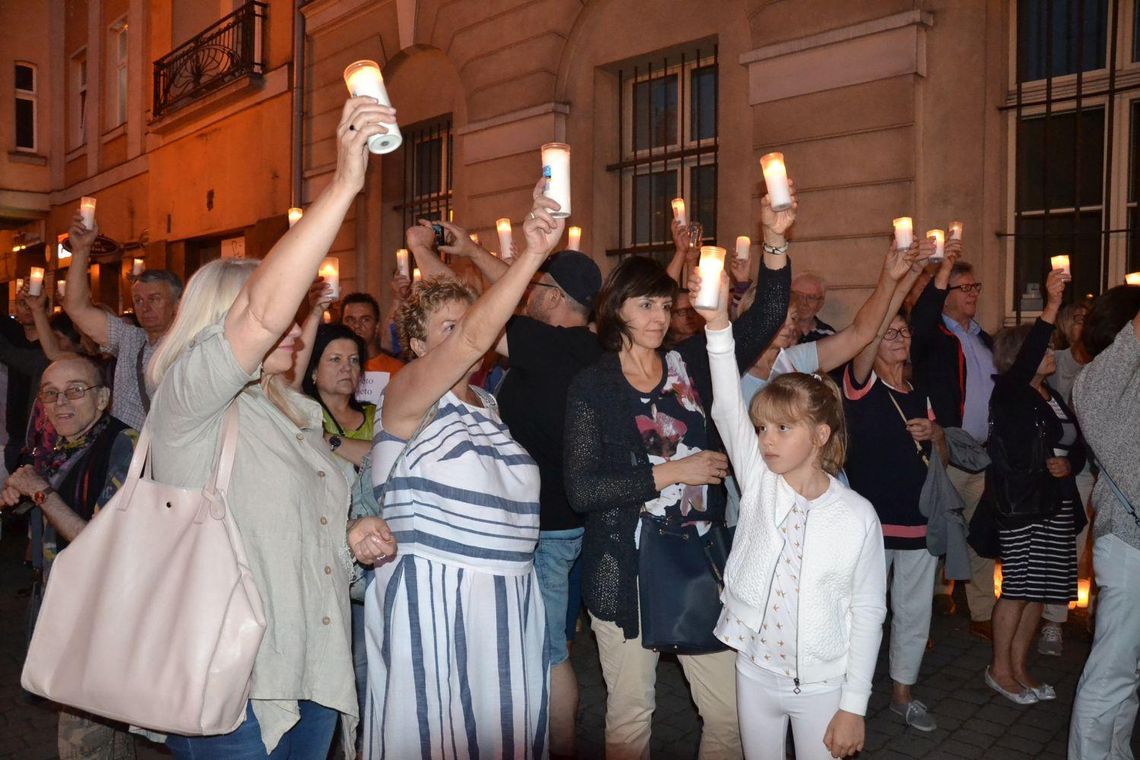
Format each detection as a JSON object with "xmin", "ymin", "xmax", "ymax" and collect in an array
[{"xmin": 362, "ymin": 180, "xmax": 563, "ymax": 758}]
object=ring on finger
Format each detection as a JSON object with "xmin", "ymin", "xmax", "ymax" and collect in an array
[{"xmin": 349, "ymin": 124, "xmax": 357, "ymax": 132}]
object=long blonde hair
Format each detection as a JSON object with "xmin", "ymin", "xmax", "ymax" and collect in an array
[{"xmin": 147, "ymin": 258, "xmax": 309, "ymax": 426}]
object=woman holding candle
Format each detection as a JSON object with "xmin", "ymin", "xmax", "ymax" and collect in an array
[
  {"xmin": 148, "ymin": 96, "xmax": 397, "ymax": 758},
  {"xmin": 363, "ymin": 180, "xmax": 563, "ymax": 758},
  {"xmin": 981, "ymin": 268, "xmax": 1084, "ymax": 705},
  {"xmin": 563, "ymin": 193, "xmax": 792, "ymax": 760}
]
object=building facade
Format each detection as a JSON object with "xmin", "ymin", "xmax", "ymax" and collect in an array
[{"xmin": 3, "ymin": 0, "xmax": 1138, "ymax": 331}]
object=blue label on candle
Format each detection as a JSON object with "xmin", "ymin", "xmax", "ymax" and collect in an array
[{"xmin": 543, "ymin": 165, "xmax": 552, "ymax": 178}]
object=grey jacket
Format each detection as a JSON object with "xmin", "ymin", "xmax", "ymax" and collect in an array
[{"xmin": 921, "ymin": 427, "xmax": 989, "ymax": 580}]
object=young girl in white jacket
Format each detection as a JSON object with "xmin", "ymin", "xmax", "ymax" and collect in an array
[{"xmin": 694, "ymin": 270, "xmax": 887, "ymax": 760}]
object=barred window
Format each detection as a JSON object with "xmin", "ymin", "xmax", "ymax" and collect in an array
[
  {"xmin": 399, "ymin": 116, "xmax": 453, "ymax": 230},
  {"xmin": 15, "ymin": 63, "xmax": 36, "ymax": 151}
]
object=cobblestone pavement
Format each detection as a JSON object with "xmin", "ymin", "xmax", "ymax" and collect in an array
[{"xmin": 2, "ymin": 514, "xmax": 1136, "ymax": 759}]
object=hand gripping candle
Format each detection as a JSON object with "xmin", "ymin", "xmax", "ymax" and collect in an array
[
  {"xmin": 927, "ymin": 230, "xmax": 946, "ymax": 263},
  {"xmin": 541, "ymin": 143, "xmax": 571, "ymax": 217},
  {"xmin": 893, "ymin": 217, "xmax": 913, "ymax": 251},
  {"xmin": 496, "ymin": 218, "xmax": 514, "ymax": 261},
  {"xmin": 342, "ymin": 60, "xmax": 403, "ymax": 155},
  {"xmin": 694, "ymin": 247, "xmax": 726, "ymax": 310},
  {"xmin": 319, "ymin": 257, "xmax": 341, "ymax": 299},
  {"xmin": 759, "ymin": 152, "xmax": 793, "ymax": 211},
  {"xmin": 671, "ymin": 198, "xmax": 687, "ymax": 227},
  {"xmin": 80, "ymin": 197, "xmax": 97, "ymax": 230}
]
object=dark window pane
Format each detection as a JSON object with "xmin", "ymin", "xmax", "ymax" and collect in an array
[
  {"xmin": 1131, "ymin": 101, "xmax": 1140, "ymax": 203},
  {"xmin": 633, "ymin": 171, "xmax": 677, "ymax": 245},
  {"xmin": 1018, "ymin": 0, "xmax": 1108, "ymax": 82},
  {"xmin": 633, "ymin": 74, "xmax": 678, "ymax": 151},
  {"xmin": 414, "ymin": 137, "xmax": 442, "ymax": 199},
  {"xmin": 1016, "ymin": 107, "xmax": 1104, "ymax": 211},
  {"xmin": 1014, "ymin": 211, "xmax": 1101, "ymax": 310},
  {"xmin": 15, "ymin": 64, "xmax": 34, "ymax": 91},
  {"xmin": 690, "ymin": 164, "xmax": 717, "ymax": 241},
  {"xmin": 1129, "ymin": 207, "xmax": 1140, "ymax": 273},
  {"xmin": 1135, "ymin": 1, "xmax": 1140, "ymax": 62},
  {"xmin": 15, "ymin": 97, "xmax": 34, "ymax": 149},
  {"xmin": 690, "ymin": 65, "xmax": 717, "ymax": 141}
]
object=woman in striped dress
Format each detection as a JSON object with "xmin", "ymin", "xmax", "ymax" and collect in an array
[
  {"xmin": 983, "ymin": 267, "xmax": 1085, "ymax": 705},
  {"xmin": 362, "ymin": 180, "xmax": 563, "ymax": 759}
]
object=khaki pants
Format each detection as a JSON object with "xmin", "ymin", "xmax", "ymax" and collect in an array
[
  {"xmin": 590, "ymin": 614, "xmax": 742, "ymax": 760},
  {"xmin": 941, "ymin": 466, "xmax": 996, "ymax": 622}
]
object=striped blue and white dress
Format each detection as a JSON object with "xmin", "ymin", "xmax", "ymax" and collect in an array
[{"xmin": 364, "ymin": 386, "xmax": 549, "ymax": 760}]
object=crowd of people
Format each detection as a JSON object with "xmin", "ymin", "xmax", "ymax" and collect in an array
[{"xmin": 2, "ymin": 95, "xmax": 1139, "ymax": 760}]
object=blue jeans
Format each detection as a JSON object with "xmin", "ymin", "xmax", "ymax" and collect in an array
[
  {"xmin": 352, "ymin": 600, "xmax": 368, "ymax": 720},
  {"xmin": 534, "ymin": 527, "xmax": 584, "ymax": 666},
  {"xmin": 165, "ymin": 700, "xmax": 337, "ymax": 759}
]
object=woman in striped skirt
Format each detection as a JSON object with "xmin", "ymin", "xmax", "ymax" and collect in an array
[
  {"xmin": 361, "ymin": 181, "xmax": 563, "ymax": 759},
  {"xmin": 983, "ymin": 267, "xmax": 1086, "ymax": 706}
]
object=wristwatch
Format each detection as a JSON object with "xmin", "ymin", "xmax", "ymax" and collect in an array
[
  {"xmin": 328, "ymin": 435, "xmax": 343, "ymax": 452},
  {"xmin": 32, "ymin": 487, "xmax": 53, "ymax": 506}
]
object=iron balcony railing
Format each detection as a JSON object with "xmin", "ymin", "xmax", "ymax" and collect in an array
[{"xmin": 152, "ymin": 2, "xmax": 266, "ymax": 119}]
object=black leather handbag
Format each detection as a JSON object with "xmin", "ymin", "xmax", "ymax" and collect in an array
[
  {"xmin": 986, "ymin": 411, "xmax": 1058, "ymax": 520},
  {"xmin": 637, "ymin": 514, "xmax": 732, "ymax": 654}
]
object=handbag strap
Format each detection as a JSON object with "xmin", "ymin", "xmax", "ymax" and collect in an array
[
  {"xmin": 1092, "ymin": 454, "xmax": 1140, "ymax": 528},
  {"xmin": 884, "ymin": 383, "xmax": 930, "ymax": 467}
]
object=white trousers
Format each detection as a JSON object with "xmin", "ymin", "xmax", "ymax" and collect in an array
[
  {"xmin": 1044, "ymin": 469, "xmax": 1095, "ymax": 623},
  {"xmin": 736, "ymin": 656, "xmax": 842, "ymax": 760},
  {"xmin": 590, "ymin": 614, "xmax": 742, "ymax": 760},
  {"xmin": 1069, "ymin": 535, "xmax": 1140, "ymax": 760},
  {"xmin": 885, "ymin": 548, "xmax": 938, "ymax": 685}
]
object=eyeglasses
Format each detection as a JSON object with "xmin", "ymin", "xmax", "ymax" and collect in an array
[
  {"xmin": 950, "ymin": 283, "xmax": 983, "ymax": 294},
  {"xmin": 39, "ymin": 384, "xmax": 103, "ymax": 404},
  {"xmin": 793, "ymin": 292, "xmax": 824, "ymax": 303},
  {"xmin": 883, "ymin": 327, "xmax": 912, "ymax": 341}
]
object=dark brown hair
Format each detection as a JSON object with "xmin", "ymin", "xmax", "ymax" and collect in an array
[
  {"xmin": 595, "ymin": 257, "xmax": 678, "ymax": 352},
  {"xmin": 749, "ymin": 372, "xmax": 848, "ymax": 476},
  {"xmin": 1083, "ymin": 285, "xmax": 1140, "ymax": 359}
]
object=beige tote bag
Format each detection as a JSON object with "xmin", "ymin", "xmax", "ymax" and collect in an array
[{"xmin": 22, "ymin": 403, "xmax": 266, "ymax": 735}]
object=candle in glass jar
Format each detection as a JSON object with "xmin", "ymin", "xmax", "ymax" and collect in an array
[
  {"xmin": 28, "ymin": 267, "xmax": 45, "ymax": 297},
  {"xmin": 759, "ymin": 152, "xmax": 793, "ymax": 211},
  {"xmin": 1126, "ymin": 272, "xmax": 1140, "ymax": 285},
  {"xmin": 342, "ymin": 60, "xmax": 403, "ymax": 154},
  {"xmin": 15, "ymin": 278, "xmax": 25, "ymax": 293},
  {"xmin": 1051, "ymin": 254, "xmax": 1071, "ymax": 275},
  {"xmin": 496, "ymin": 218, "xmax": 514, "ymax": 261},
  {"xmin": 568, "ymin": 226, "xmax": 582, "ymax": 250},
  {"xmin": 412, "ymin": 267, "xmax": 422, "ymax": 283},
  {"xmin": 694, "ymin": 246, "xmax": 726, "ymax": 310},
  {"xmin": 79, "ymin": 197, "xmax": 97, "ymax": 230},
  {"xmin": 57, "ymin": 279, "xmax": 67, "ymax": 298},
  {"xmin": 396, "ymin": 248, "xmax": 410, "ymax": 278},
  {"xmin": 927, "ymin": 230, "xmax": 946, "ymax": 262},
  {"xmin": 132, "ymin": 258, "xmax": 145, "ymax": 276},
  {"xmin": 319, "ymin": 257, "xmax": 340, "ymax": 299},
  {"xmin": 671, "ymin": 198, "xmax": 687, "ymax": 227},
  {"xmin": 949, "ymin": 221, "xmax": 964, "ymax": 241},
  {"xmin": 288, "ymin": 207, "xmax": 303, "ymax": 227},
  {"xmin": 735, "ymin": 236, "xmax": 751, "ymax": 262},
  {"xmin": 541, "ymin": 143, "xmax": 571, "ymax": 217},
  {"xmin": 893, "ymin": 217, "xmax": 913, "ymax": 251}
]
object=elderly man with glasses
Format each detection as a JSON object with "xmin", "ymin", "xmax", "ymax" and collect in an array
[
  {"xmin": 911, "ymin": 252, "xmax": 998, "ymax": 640},
  {"xmin": 1, "ymin": 354, "xmax": 137, "ymax": 759},
  {"xmin": 792, "ymin": 272, "xmax": 837, "ymax": 343}
]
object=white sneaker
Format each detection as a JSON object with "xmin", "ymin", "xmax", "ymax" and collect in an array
[
  {"xmin": 1038, "ymin": 623, "xmax": 1063, "ymax": 656},
  {"xmin": 890, "ymin": 700, "xmax": 937, "ymax": 732}
]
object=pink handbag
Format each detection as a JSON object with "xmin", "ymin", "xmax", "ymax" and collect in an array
[{"xmin": 22, "ymin": 403, "xmax": 266, "ymax": 735}]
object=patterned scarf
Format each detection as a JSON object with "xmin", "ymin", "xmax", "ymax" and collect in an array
[{"xmin": 40, "ymin": 413, "xmax": 112, "ymax": 483}]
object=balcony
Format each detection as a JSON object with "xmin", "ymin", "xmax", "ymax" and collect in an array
[{"xmin": 152, "ymin": 2, "xmax": 266, "ymax": 119}]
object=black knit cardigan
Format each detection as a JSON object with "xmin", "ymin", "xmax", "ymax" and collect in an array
[{"xmin": 563, "ymin": 259, "xmax": 791, "ymax": 639}]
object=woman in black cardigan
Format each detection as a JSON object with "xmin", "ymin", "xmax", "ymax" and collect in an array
[
  {"xmin": 984, "ymin": 268, "xmax": 1085, "ymax": 706},
  {"xmin": 564, "ymin": 196, "xmax": 793, "ymax": 759}
]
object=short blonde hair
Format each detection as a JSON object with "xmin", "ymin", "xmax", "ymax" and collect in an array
[
  {"xmin": 749, "ymin": 372, "xmax": 848, "ymax": 476},
  {"xmin": 397, "ymin": 277, "xmax": 477, "ymax": 359}
]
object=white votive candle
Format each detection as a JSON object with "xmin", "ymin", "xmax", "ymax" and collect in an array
[
  {"xmin": 949, "ymin": 221, "xmax": 964, "ymax": 241},
  {"xmin": 1051, "ymin": 254, "xmax": 1071, "ymax": 275},
  {"xmin": 541, "ymin": 143, "xmax": 571, "ymax": 217},
  {"xmin": 694, "ymin": 246, "xmax": 726, "ymax": 310},
  {"xmin": 469, "ymin": 232, "xmax": 480, "ymax": 245},
  {"xmin": 735, "ymin": 236, "xmax": 751, "ymax": 262},
  {"xmin": 28, "ymin": 267, "xmax": 45, "ymax": 297},
  {"xmin": 342, "ymin": 60, "xmax": 403, "ymax": 155},
  {"xmin": 671, "ymin": 198, "xmax": 687, "ymax": 227},
  {"xmin": 568, "ymin": 226, "xmax": 582, "ymax": 250},
  {"xmin": 927, "ymin": 230, "xmax": 946, "ymax": 262},
  {"xmin": 319, "ymin": 257, "xmax": 341, "ymax": 299},
  {"xmin": 15, "ymin": 278, "xmax": 24, "ymax": 293},
  {"xmin": 759, "ymin": 152, "xmax": 793, "ymax": 211},
  {"xmin": 56, "ymin": 279, "xmax": 67, "ymax": 298},
  {"xmin": 395, "ymin": 248, "xmax": 410, "ymax": 278},
  {"xmin": 288, "ymin": 207, "xmax": 303, "ymax": 228},
  {"xmin": 80, "ymin": 197, "xmax": 97, "ymax": 230},
  {"xmin": 412, "ymin": 267, "xmax": 422, "ymax": 283},
  {"xmin": 893, "ymin": 217, "xmax": 913, "ymax": 251},
  {"xmin": 132, "ymin": 258, "xmax": 145, "ymax": 276},
  {"xmin": 496, "ymin": 218, "xmax": 514, "ymax": 261},
  {"xmin": 1126, "ymin": 272, "xmax": 1140, "ymax": 285}
]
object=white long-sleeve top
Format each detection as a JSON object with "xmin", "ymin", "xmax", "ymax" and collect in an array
[{"xmin": 707, "ymin": 323, "xmax": 886, "ymax": 715}]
